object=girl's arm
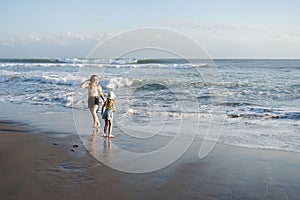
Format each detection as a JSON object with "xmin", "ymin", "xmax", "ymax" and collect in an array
[{"xmin": 80, "ymin": 80, "xmax": 89, "ymax": 88}]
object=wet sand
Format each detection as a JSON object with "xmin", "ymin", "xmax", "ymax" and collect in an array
[{"xmin": 1, "ymin": 120, "xmax": 300, "ymax": 199}]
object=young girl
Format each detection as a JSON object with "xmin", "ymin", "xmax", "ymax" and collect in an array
[
  {"xmin": 80, "ymin": 75, "xmax": 105, "ymax": 128},
  {"xmin": 101, "ymin": 91, "xmax": 116, "ymax": 138}
]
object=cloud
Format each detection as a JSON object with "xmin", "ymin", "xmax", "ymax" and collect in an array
[
  {"xmin": 97, "ymin": 16, "xmax": 103, "ymax": 22},
  {"xmin": 170, "ymin": 21, "xmax": 266, "ymax": 32},
  {"xmin": 0, "ymin": 33, "xmax": 15, "ymax": 46},
  {"xmin": 58, "ymin": 32, "xmax": 93, "ymax": 41},
  {"xmin": 0, "ymin": 31, "xmax": 117, "ymax": 57},
  {"xmin": 0, "ymin": 33, "xmax": 41, "ymax": 46},
  {"xmin": 0, "ymin": 31, "xmax": 114, "ymax": 57},
  {"xmin": 0, "ymin": 33, "xmax": 47, "ymax": 46},
  {"xmin": 265, "ymin": 32, "xmax": 300, "ymax": 43},
  {"xmin": 0, "ymin": 32, "xmax": 108, "ymax": 47}
]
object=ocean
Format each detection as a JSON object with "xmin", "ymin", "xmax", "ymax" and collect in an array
[{"xmin": 0, "ymin": 58, "xmax": 299, "ymax": 154}]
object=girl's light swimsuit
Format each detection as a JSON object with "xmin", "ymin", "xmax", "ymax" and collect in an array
[{"xmin": 102, "ymin": 101, "xmax": 113, "ymax": 120}]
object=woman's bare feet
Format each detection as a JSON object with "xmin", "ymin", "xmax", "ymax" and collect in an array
[{"xmin": 93, "ymin": 122, "xmax": 100, "ymax": 128}]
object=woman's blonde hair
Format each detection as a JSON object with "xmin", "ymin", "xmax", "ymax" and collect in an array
[
  {"xmin": 90, "ymin": 75, "xmax": 97, "ymax": 82},
  {"xmin": 89, "ymin": 75, "xmax": 98, "ymax": 88}
]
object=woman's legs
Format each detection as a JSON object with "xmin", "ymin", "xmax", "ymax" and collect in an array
[{"xmin": 90, "ymin": 105, "xmax": 100, "ymax": 128}]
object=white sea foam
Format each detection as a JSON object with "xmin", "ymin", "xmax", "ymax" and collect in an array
[{"xmin": 0, "ymin": 58, "xmax": 299, "ymax": 153}]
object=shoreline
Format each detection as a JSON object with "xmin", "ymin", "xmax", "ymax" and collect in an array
[{"xmin": 1, "ymin": 120, "xmax": 300, "ymax": 199}]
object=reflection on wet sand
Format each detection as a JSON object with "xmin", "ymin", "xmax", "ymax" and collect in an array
[
  {"xmin": 102, "ymin": 137, "xmax": 113, "ymax": 162},
  {"xmin": 88, "ymin": 127, "xmax": 113, "ymax": 162},
  {"xmin": 89, "ymin": 127, "xmax": 100, "ymax": 156}
]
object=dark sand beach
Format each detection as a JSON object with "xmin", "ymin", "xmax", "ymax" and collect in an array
[{"xmin": 1, "ymin": 120, "xmax": 300, "ymax": 200}]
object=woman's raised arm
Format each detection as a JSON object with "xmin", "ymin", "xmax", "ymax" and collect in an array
[{"xmin": 80, "ymin": 80, "xmax": 89, "ymax": 88}]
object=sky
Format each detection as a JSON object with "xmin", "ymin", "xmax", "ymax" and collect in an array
[{"xmin": 0, "ymin": 0, "xmax": 300, "ymax": 58}]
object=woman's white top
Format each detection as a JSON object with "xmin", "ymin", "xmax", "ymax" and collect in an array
[
  {"xmin": 80, "ymin": 80, "xmax": 102, "ymax": 97},
  {"xmin": 88, "ymin": 85, "xmax": 101, "ymax": 97}
]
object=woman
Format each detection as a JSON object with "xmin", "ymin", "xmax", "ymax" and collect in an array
[{"xmin": 80, "ymin": 75, "xmax": 105, "ymax": 128}]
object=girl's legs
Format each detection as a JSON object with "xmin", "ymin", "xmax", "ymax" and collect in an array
[
  {"xmin": 90, "ymin": 105, "xmax": 100, "ymax": 128},
  {"xmin": 103, "ymin": 120, "xmax": 108, "ymax": 137},
  {"xmin": 108, "ymin": 120, "xmax": 114, "ymax": 138}
]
